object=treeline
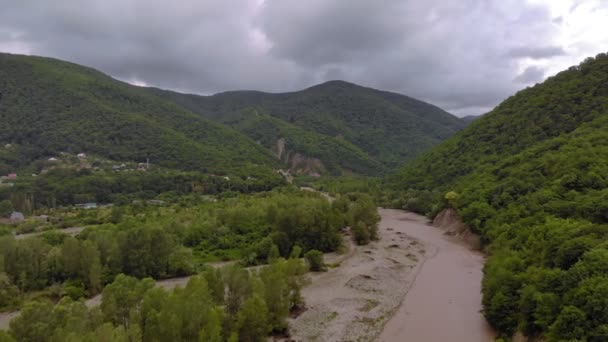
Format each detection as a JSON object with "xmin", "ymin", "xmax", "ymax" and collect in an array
[
  {"xmin": 393, "ymin": 53, "xmax": 608, "ymax": 340},
  {"xmin": 0, "ymin": 166, "xmax": 285, "ymax": 213},
  {"xmin": 297, "ymin": 176, "xmax": 442, "ymax": 218},
  {"xmin": 0, "ymin": 189, "xmax": 379, "ymax": 312},
  {"xmin": 4, "ymin": 256, "xmax": 308, "ymax": 342}
]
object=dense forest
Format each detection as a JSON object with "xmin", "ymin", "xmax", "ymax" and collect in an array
[
  {"xmin": 0, "ymin": 53, "xmax": 467, "ymax": 178},
  {"xmin": 393, "ymin": 53, "xmax": 608, "ymax": 340},
  {"xmin": 150, "ymin": 80, "xmax": 467, "ymax": 174},
  {"xmin": 0, "ymin": 53, "xmax": 279, "ymax": 175}
]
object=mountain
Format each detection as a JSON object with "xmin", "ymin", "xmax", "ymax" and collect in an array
[
  {"xmin": 0, "ymin": 53, "xmax": 465, "ymax": 177},
  {"xmin": 0, "ymin": 53, "xmax": 279, "ymax": 175},
  {"xmin": 150, "ymin": 80, "xmax": 467, "ymax": 175},
  {"xmin": 460, "ymin": 114, "xmax": 481, "ymax": 124},
  {"xmin": 393, "ymin": 53, "xmax": 608, "ymax": 339}
]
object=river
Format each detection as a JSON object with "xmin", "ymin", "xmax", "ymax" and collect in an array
[
  {"xmin": 377, "ymin": 208, "xmax": 495, "ymax": 341},
  {"xmin": 1, "ymin": 207, "xmax": 495, "ymax": 340}
]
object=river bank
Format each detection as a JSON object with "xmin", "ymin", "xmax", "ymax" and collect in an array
[{"xmin": 286, "ymin": 208, "xmax": 495, "ymax": 342}]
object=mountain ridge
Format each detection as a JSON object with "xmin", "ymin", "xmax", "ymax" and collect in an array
[{"xmin": 149, "ymin": 79, "xmax": 467, "ymax": 174}]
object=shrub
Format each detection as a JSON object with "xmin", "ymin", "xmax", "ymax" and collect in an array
[{"xmin": 304, "ymin": 250, "xmax": 325, "ymax": 272}]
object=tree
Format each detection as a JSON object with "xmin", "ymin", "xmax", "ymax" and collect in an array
[
  {"xmin": 223, "ymin": 266, "xmax": 251, "ymax": 318},
  {"xmin": 267, "ymin": 245, "xmax": 280, "ymax": 264},
  {"xmin": 259, "ymin": 264, "xmax": 289, "ymax": 333},
  {"xmin": 444, "ymin": 191, "xmax": 459, "ymax": 208},
  {"xmin": 235, "ymin": 295, "xmax": 269, "ymax": 342},
  {"xmin": 352, "ymin": 221, "xmax": 370, "ymax": 245},
  {"xmin": 198, "ymin": 308, "xmax": 223, "ymax": 342},
  {"xmin": 0, "ymin": 330, "xmax": 16, "ymax": 342},
  {"xmin": 203, "ymin": 268, "xmax": 224, "ymax": 305},
  {"xmin": 0, "ymin": 271, "xmax": 19, "ymax": 309},
  {"xmin": 304, "ymin": 250, "xmax": 325, "ymax": 272},
  {"xmin": 101, "ymin": 274, "xmax": 154, "ymax": 327},
  {"xmin": 548, "ymin": 305, "xmax": 588, "ymax": 340},
  {"xmin": 168, "ymin": 246, "xmax": 195, "ymax": 276},
  {"xmin": 0, "ymin": 200, "xmax": 13, "ymax": 218},
  {"xmin": 9, "ymin": 301, "xmax": 54, "ymax": 342}
]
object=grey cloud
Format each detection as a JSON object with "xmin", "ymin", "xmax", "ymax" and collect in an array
[
  {"xmin": 508, "ymin": 46, "xmax": 567, "ymax": 59},
  {"xmin": 0, "ymin": 0, "xmax": 565, "ymax": 115},
  {"xmin": 514, "ymin": 66, "xmax": 545, "ymax": 84}
]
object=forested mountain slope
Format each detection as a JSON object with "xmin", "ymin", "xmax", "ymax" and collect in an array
[
  {"xmin": 0, "ymin": 53, "xmax": 278, "ymax": 174},
  {"xmin": 150, "ymin": 80, "xmax": 467, "ymax": 174},
  {"xmin": 394, "ymin": 53, "xmax": 608, "ymax": 340}
]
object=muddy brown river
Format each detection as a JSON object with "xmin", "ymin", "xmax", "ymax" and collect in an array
[{"xmin": 377, "ymin": 209, "xmax": 495, "ymax": 342}]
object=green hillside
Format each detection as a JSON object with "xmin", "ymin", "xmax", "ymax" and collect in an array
[
  {"xmin": 233, "ymin": 114, "xmax": 382, "ymax": 175},
  {"xmin": 0, "ymin": 53, "xmax": 278, "ymax": 175},
  {"xmin": 151, "ymin": 80, "xmax": 466, "ymax": 174},
  {"xmin": 393, "ymin": 53, "xmax": 608, "ymax": 339}
]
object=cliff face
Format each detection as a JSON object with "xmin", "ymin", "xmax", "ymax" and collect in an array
[
  {"xmin": 273, "ymin": 138, "xmax": 325, "ymax": 176},
  {"xmin": 432, "ymin": 208, "xmax": 481, "ymax": 250}
]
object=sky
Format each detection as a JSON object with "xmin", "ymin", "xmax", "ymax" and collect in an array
[{"xmin": 0, "ymin": 0, "xmax": 606, "ymax": 116}]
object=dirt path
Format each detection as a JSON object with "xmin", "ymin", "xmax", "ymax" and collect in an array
[
  {"xmin": 377, "ymin": 209, "xmax": 495, "ymax": 342},
  {"xmin": 14, "ymin": 226, "xmax": 86, "ymax": 240}
]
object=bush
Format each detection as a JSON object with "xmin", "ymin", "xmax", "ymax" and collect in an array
[
  {"xmin": 304, "ymin": 250, "xmax": 325, "ymax": 272},
  {"xmin": 352, "ymin": 221, "xmax": 371, "ymax": 245},
  {"xmin": 0, "ymin": 200, "xmax": 13, "ymax": 217}
]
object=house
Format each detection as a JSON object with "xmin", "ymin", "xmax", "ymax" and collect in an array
[
  {"xmin": 7, "ymin": 173, "xmax": 17, "ymax": 180},
  {"xmin": 10, "ymin": 211, "xmax": 24, "ymax": 222},
  {"xmin": 77, "ymin": 153, "xmax": 87, "ymax": 159},
  {"xmin": 48, "ymin": 157, "xmax": 59, "ymax": 162}
]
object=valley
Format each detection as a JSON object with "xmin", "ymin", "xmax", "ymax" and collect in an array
[{"xmin": 1, "ymin": 50, "xmax": 607, "ymax": 342}]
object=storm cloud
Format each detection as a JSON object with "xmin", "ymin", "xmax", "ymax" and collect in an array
[{"xmin": 0, "ymin": 0, "xmax": 606, "ymax": 116}]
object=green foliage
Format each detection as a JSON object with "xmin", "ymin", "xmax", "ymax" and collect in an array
[
  {"xmin": 343, "ymin": 193, "xmax": 380, "ymax": 244},
  {"xmin": 393, "ymin": 52, "xmax": 608, "ymax": 340},
  {"xmin": 153, "ymin": 80, "xmax": 466, "ymax": 175},
  {"xmin": 0, "ymin": 201, "xmax": 12, "ymax": 218},
  {"xmin": 7, "ymin": 259, "xmax": 308, "ymax": 342},
  {"xmin": 0, "ymin": 161, "xmax": 284, "ymax": 211},
  {"xmin": 0, "ymin": 53, "xmax": 279, "ymax": 175},
  {"xmin": 0, "ymin": 189, "xmax": 354, "ymax": 313},
  {"xmin": 304, "ymin": 250, "xmax": 325, "ymax": 272}
]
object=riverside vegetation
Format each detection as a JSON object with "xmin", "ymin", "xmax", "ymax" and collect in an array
[
  {"xmin": 0, "ymin": 187, "xmax": 380, "ymax": 341},
  {"xmin": 392, "ymin": 53, "xmax": 608, "ymax": 341}
]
